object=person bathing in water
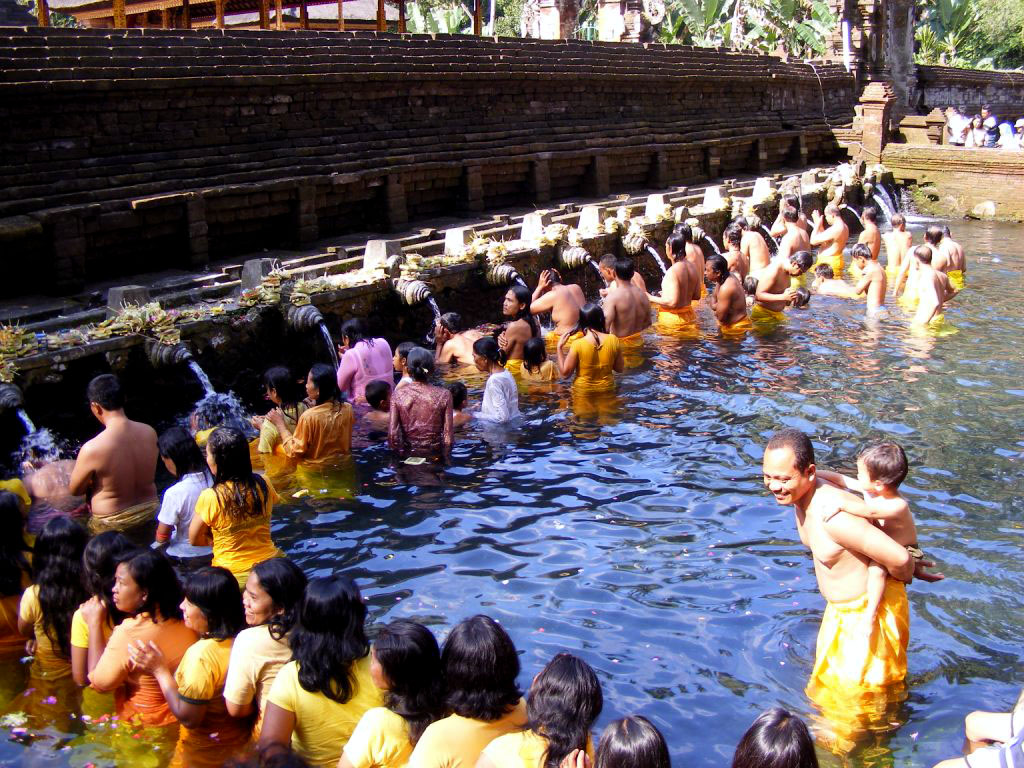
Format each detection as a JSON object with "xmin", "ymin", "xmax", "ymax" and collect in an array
[
  {"xmin": 752, "ymin": 251, "xmax": 814, "ymax": 325},
  {"xmin": 736, "ymin": 216, "xmax": 772, "ymax": 275},
  {"xmin": 496, "ymin": 285, "xmax": 540, "ymax": 376},
  {"xmin": 647, "ymin": 232, "xmax": 696, "ymax": 329},
  {"xmin": 857, "ymin": 206, "xmax": 882, "ymax": 261},
  {"xmin": 810, "ymin": 204, "xmax": 849, "ymax": 272},
  {"xmin": 882, "ymin": 213, "xmax": 912, "ymax": 279},
  {"xmin": 911, "ymin": 245, "xmax": 958, "ymax": 329},
  {"xmin": 704, "ymin": 255, "xmax": 750, "ymax": 334},
  {"xmin": 674, "ymin": 223, "xmax": 706, "ymax": 302},
  {"xmin": 723, "ymin": 225, "xmax": 749, "ymax": 282},
  {"xmin": 434, "ymin": 313, "xmax": 483, "ymax": 367},
  {"xmin": 602, "ymin": 256, "xmax": 651, "ymax": 339},
  {"xmin": 530, "ymin": 268, "xmax": 585, "ymax": 344}
]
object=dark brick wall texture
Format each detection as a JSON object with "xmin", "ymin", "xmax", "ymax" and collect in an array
[
  {"xmin": 0, "ymin": 28, "xmax": 856, "ymax": 295},
  {"xmin": 916, "ymin": 65, "xmax": 1024, "ymax": 121}
]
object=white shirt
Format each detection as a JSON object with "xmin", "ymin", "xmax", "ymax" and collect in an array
[
  {"xmin": 478, "ymin": 370, "xmax": 520, "ymax": 423},
  {"xmin": 157, "ymin": 471, "xmax": 214, "ymax": 558}
]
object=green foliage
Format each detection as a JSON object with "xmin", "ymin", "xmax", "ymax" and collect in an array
[
  {"xmin": 406, "ymin": 0, "xmax": 471, "ymax": 32},
  {"xmin": 494, "ymin": 0, "xmax": 524, "ymax": 36},
  {"xmin": 914, "ymin": 0, "xmax": 1024, "ymax": 69},
  {"xmin": 16, "ymin": 0, "xmax": 79, "ymax": 26}
]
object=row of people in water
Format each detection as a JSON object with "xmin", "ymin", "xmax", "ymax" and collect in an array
[{"xmin": 0, "ymin": 499, "xmax": 827, "ymax": 768}]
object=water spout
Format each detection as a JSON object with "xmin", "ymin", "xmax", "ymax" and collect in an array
[
  {"xmin": 287, "ymin": 304, "xmax": 326, "ymax": 333},
  {"xmin": 645, "ymin": 245, "xmax": 669, "ymax": 275},
  {"xmin": 187, "ymin": 359, "xmax": 216, "ymax": 398},
  {"xmin": 691, "ymin": 226, "xmax": 722, "ymax": 256},
  {"xmin": 872, "ymin": 188, "xmax": 897, "ymax": 221},
  {"xmin": 17, "ymin": 408, "xmax": 33, "ymax": 434},
  {"xmin": 0, "ymin": 383, "xmax": 25, "ymax": 413},
  {"xmin": 393, "ymin": 278, "xmax": 434, "ymax": 307},
  {"xmin": 12, "ymin": 403, "xmax": 60, "ymax": 464},
  {"xmin": 146, "ymin": 340, "xmax": 194, "ymax": 368},
  {"xmin": 758, "ymin": 225, "xmax": 779, "ymax": 254},
  {"xmin": 427, "ymin": 298, "xmax": 442, "ymax": 324},
  {"xmin": 317, "ymin": 321, "xmax": 341, "ymax": 371},
  {"xmin": 484, "ymin": 263, "xmax": 525, "ymax": 288}
]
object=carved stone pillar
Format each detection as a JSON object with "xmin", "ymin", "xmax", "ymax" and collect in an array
[{"xmin": 858, "ymin": 80, "xmax": 896, "ymax": 162}]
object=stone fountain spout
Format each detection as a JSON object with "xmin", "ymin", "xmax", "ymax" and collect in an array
[
  {"xmin": 0, "ymin": 383, "xmax": 25, "ymax": 413},
  {"xmin": 485, "ymin": 263, "xmax": 525, "ymax": 287},
  {"xmin": 393, "ymin": 279, "xmax": 434, "ymax": 306},
  {"xmin": 287, "ymin": 303, "xmax": 326, "ymax": 333},
  {"xmin": 145, "ymin": 339, "xmax": 194, "ymax": 368}
]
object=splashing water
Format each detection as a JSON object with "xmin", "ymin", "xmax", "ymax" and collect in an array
[
  {"xmin": 318, "ymin": 321, "xmax": 341, "ymax": 371},
  {"xmin": 15, "ymin": 409, "xmax": 61, "ymax": 465},
  {"xmin": 187, "ymin": 360, "xmax": 216, "ymax": 397},
  {"xmin": 699, "ymin": 233, "xmax": 722, "ymax": 256},
  {"xmin": 427, "ymin": 298, "xmax": 442, "ymax": 323},
  {"xmin": 758, "ymin": 225, "xmax": 779, "ymax": 254},
  {"xmin": 872, "ymin": 189, "xmax": 896, "ymax": 222},
  {"xmin": 646, "ymin": 245, "xmax": 669, "ymax": 275},
  {"xmin": 841, "ymin": 203, "xmax": 862, "ymax": 219},
  {"xmin": 587, "ymin": 258, "xmax": 607, "ymax": 285},
  {"xmin": 190, "ymin": 391, "xmax": 257, "ymax": 440}
]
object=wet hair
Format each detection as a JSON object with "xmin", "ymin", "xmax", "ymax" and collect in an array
[
  {"xmin": 733, "ymin": 216, "xmax": 749, "ymax": 230},
  {"xmin": 406, "ymin": 348, "xmax": 434, "ymax": 383},
  {"xmin": 782, "ymin": 206, "xmax": 799, "ymax": 223},
  {"xmin": 365, "ymin": 380, "xmax": 391, "ymax": 411},
  {"xmin": 982, "ymin": 103, "xmax": 991, "ymax": 112},
  {"xmin": 730, "ymin": 707, "xmax": 818, "ymax": 768},
  {"xmin": 439, "ymin": 312, "xmax": 464, "ymax": 333},
  {"xmin": 613, "ymin": 256, "xmax": 635, "ymax": 282},
  {"xmin": 185, "ymin": 566, "xmax": 245, "ymax": 640},
  {"xmin": 599, "ymin": 254, "xmax": 617, "ymax": 270},
  {"xmin": 473, "ymin": 336, "xmax": 508, "ymax": 367},
  {"xmin": 672, "ymin": 223, "xmax": 693, "ymax": 244},
  {"xmin": 207, "ymin": 427, "xmax": 270, "ymax": 522},
  {"xmin": 914, "ymin": 245, "xmax": 933, "ymax": 264},
  {"xmin": 766, "ymin": 428, "xmax": 815, "ymax": 473},
  {"xmin": 523, "ymin": 338, "xmax": 548, "ymax": 374},
  {"xmin": 395, "ymin": 341, "xmax": 416, "ymax": 367},
  {"xmin": 665, "ymin": 233, "xmax": 687, "ymax": 260},
  {"xmin": 341, "ymin": 318, "xmax": 376, "ymax": 348},
  {"xmin": 783, "ymin": 193, "xmax": 800, "ymax": 212},
  {"xmin": 571, "ymin": 303, "xmax": 608, "ymax": 339},
  {"xmin": 527, "ymin": 653, "xmax": 604, "ymax": 768},
  {"xmin": 825, "ymin": 203, "xmax": 839, "ymax": 216},
  {"xmin": 942, "ymin": 225, "xmax": 952, "ymax": 238},
  {"xmin": 852, "ymin": 243, "xmax": 872, "ymax": 261},
  {"xmin": 309, "ymin": 363, "xmax": 341, "ymax": 405},
  {"xmin": 240, "ymin": 745, "xmax": 313, "ymax": 768},
  {"xmin": 924, "ymin": 226, "xmax": 944, "ymax": 246},
  {"xmin": 83, "ymin": 531, "xmax": 133, "ymax": 627},
  {"xmin": 595, "ymin": 715, "xmax": 670, "ymax": 768},
  {"xmin": 252, "ymin": 557, "xmax": 308, "ymax": 641},
  {"xmin": 507, "ymin": 285, "xmax": 540, "ymax": 338},
  {"xmin": 724, "ymin": 225, "xmax": 742, "ymax": 248},
  {"xmin": 891, "ymin": 213, "xmax": 905, "ymax": 228},
  {"xmin": 789, "ymin": 251, "xmax": 814, "ymax": 274},
  {"xmin": 814, "ymin": 264, "xmax": 834, "ymax": 280},
  {"xmin": 858, "ymin": 441, "xmax": 909, "ymax": 488},
  {"xmin": 445, "ymin": 381, "xmax": 468, "ymax": 410},
  {"xmin": 0, "ymin": 491, "xmax": 30, "ymax": 598},
  {"xmin": 291, "ymin": 575, "xmax": 369, "ymax": 703},
  {"xmin": 33, "ymin": 516, "xmax": 89, "ymax": 658},
  {"xmin": 442, "ymin": 614, "xmax": 522, "ymax": 721},
  {"xmin": 118, "ymin": 548, "xmax": 184, "ymax": 622},
  {"xmin": 743, "ymin": 275, "xmax": 759, "ymax": 295},
  {"xmin": 158, "ymin": 425, "xmax": 208, "ymax": 478},
  {"xmin": 87, "ymin": 374, "xmax": 124, "ymax": 411},
  {"xmin": 374, "ymin": 620, "xmax": 445, "ymax": 745},
  {"xmin": 791, "ymin": 287, "xmax": 811, "ymax": 308},
  {"xmin": 862, "ymin": 206, "xmax": 878, "ymax": 223},
  {"xmin": 547, "ymin": 268, "xmax": 563, "ymax": 285},
  {"xmin": 706, "ymin": 254, "xmax": 730, "ymax": 284},
  {"xmin": 263, "ymin": 366, "xmax": 305, "ymax": 424}
]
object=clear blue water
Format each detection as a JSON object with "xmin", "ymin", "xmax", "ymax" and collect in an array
[{"xmin": 2, "ymin": 216, "xmax": 1022, "ymax": 768}]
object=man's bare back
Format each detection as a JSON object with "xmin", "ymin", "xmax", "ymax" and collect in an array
[
  {"xmin": 531, "ymin": 271, "xmax": 585, "ymax": 335},
  {"xmin": 437, "ymin": 329, "xmax": 483, "ymax": 366},
  {"xmin": 810, "ymin": 207, "xmax": 849, "ymax": 261},
  {"xmin": 70, "ymin": 415, "xmax": 158, "ymax": 518},
  {"xmin": 944, "ymin": 234, "xmax": 966, "ymax": 273},
  {"xmin": 604, "ymin": 281, "xmax": 651, "ymax": 337},
  {"xmin": 712, "ymin": 275, "xmax": 748, "ymax": 326},
  {"xmin": 648, "ymin": 262, "xmax": 691, "ymax": 311},
  {"xmin": 754, "ymin": 261, "xmax": 796, "ymax": 313},
  {"xmin": 685, "ymin": 243, "xmax": 705, "ymax": 301},
  {"xmin": 883, "ymin": 229, "xmax": 912, "ymax": 274},
  {"xmin": 742, "ymin": 230, "xmax": 772, "ymax": 274},
  {"xmin": 854, "ymin": 259, "xmax": 887, "ymax": 313},
  {"xmin": 913, "ymin": 263, "xmax": 955, "ymax": 326},
  {"xmin": 777, "ymin": 223, "xmax": 811, "ymax": 262},
  {"xmin": 859, "ymin": 221, "xmax": 881, "ymax": 260}
]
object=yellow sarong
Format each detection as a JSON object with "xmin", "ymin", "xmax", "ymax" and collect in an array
[
  {"xmin": 815, "ymin": 253, "xmax": 843, "ymax": 274},
  {"xmin": 751, "ymin": 303, "xmax": 786, "ymax": 332},
  {"xmin": 194, "ymin": 427, "xmax": 216, "ymax": 448},
  {"xmin": 719, "ymin": 316, "xmax": 753, "ymax": 338},
  {"xmin": 947, "ymin": 269, "xmax": 964, "ymax": 291},
  {"xmin": 89, "ymin": 499, "xmax": 159, "ymax": 535},
  {"xmin": 617, "ymin": 332, "xmax": 646, "ymax": 369},
  {"xmin": 504, "ymin": 359, "xmax": 523, "ymax": 376},
  {"xmin": 657, "ymin": 305, "xmax": 699, "ymax": 339}
]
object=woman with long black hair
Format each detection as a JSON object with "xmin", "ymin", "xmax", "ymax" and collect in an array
[
  {"xmin": 268, "ymin": 363, "xmax": 353, "ymax": 461},
  {"xmin": 479, "ymin": 653, "xmax": 603, "ymax": 768},
  {"xmin": 336, "ymin": 317, "xmax": 393, "ymax": 404},
  {"xmin": 190, "ymin": 426, "xmax": 281, "ymax": 587},
  {"xmin": 340, "ymin": 620, "xmax": 445, "ymax": 768},
  {"xmin": 498, "ymin": 285, "xmax": 541, "ymax": 375},
  {"xmin": 0, "ymin": 491, "xmax": 31, "ymax": 657},
  {"xmin": 260, "ymin": 575, "xmax": 382, "ymax": 768},
  {"xmin": 253, "ymin": 366, "xmax": 308, "ymax": 455},
  {"xmin": 388, "ymin": 348, "xmax": 454, "ymax": 461},
  {"xmin": 224, "ymin": 557, "xmax": 308, "ymax": 736},
  {"xmin": 556, "ymin": 303, "xmax": 623, "ymax": 392},
  {"xmin": 154, "ymin": 425, "xmax": 213, "ymax": 559},
  {"xmin": 18, "ymin": 516, "xmax": 88, "ymax": 680}
]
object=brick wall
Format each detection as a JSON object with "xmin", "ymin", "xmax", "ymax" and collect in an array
[
  {"xmin": 916, "ymin": 65, "xmax": 1024, "ymax": 120},
  {"xmin": 0, "ymin": 28, "xmax": 856, "ymax": 296}
]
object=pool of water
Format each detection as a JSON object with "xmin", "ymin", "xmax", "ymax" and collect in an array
[{"xmin": 2, "ymin": 216, "xmax": 1022, "ymax": 768}]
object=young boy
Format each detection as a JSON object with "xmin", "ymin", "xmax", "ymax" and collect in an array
[
  {"xmin": 393, "ymin": 341, "xmax": 416, "ymax": 389},
  {"xmin": 445, "ymin": 381, "xmax": 472, "ymax": 428},
  {"xmin": 364, "ymin": 380, "xmax": 391, "ymax": 434},
  {"xmin": 816, "ymin": 442, "xmax": 920, "ymax": 636}
]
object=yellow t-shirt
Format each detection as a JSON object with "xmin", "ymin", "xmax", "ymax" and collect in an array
[
  {"xmin": 570, "ymin": 335, "xmax": 621, "ymax": 392},
  {"xmin": 195, "ymin": 478, "xmax": 281, "ymax": 577},
  {"xmin": 223, "ymin": 623, "xmax": 292, "ymax": 737},
  {"xmin": 174, "ymin": 637, "xmax": 252, "ymax": 768},
  {"xmin": 409, "ymin": 699, "xmax": 528, "ymax": 768},
  {"xmin": 520, "ymin": 361, "xmax": 557, "ymax": 383},
  {"xmin": 0, "ymin": 479, "xmax": 30, "ymax": 510},
  {"xmin": 266, "ymin": 654, "xmax": 384, "ymax": 768},
  {"xmin": 343, "ymin": 706, "xmax": 413, "ymax": 768},
  {"xmin": 258, "ymin": 403, "xmax": 308, "ymax": 454},
  {"xmin": 483, "ymin": 730, "xmax": 594, "ymax": 768},
  {"xmin": 70, "ymin": 605, "xmax": 114, "ymax": 649},
  {"xmin": 19, "ymin": 584, "xmax": 71, "ymax": 679}
]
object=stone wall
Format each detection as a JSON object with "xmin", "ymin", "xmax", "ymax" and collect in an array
[
  {"xmin": 915, "ymin": 65, "xmax": 1024, "ymax": 119},
  {"xmin": 0, "ymin": 28, "xmax": 856, "ymax": 297}
]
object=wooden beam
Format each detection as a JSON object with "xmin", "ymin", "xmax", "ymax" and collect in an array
[
  {"xmin": 182, "ymin": 0, "xmax": 190, "ymax": 27},
  {"xmin": 376, "ymin": 0, "xmax": 384, "ymax": 31},
  {"xmin": 258, "ymin": 0, "xmax": 268, "ymax": 28},
  {"xmin": 215, "ymin": 0, "xmax": 224, "ymax": 27},
  {"xmin": 36, "ymin": 0, "xmax": 50, "ymax": 26},
  {"xmin": 337, "ymin": 0, "xmax": 343, "ymax": 30},
  {"xmin": 300, "ymin": 0, "xmax": 308, "ymax": 28},
  {"xmin": 161, "ymin": 6, "xmax": 170, "ymax": 26},
  {"xmin": 112, "ymin": 0, "xmax": 127, "ymax": 27},
  {"xmin": 473, "ymin": 0, "xmax": 481, "ymax": 34},
  {"xmin": 274, "ymin": 0, "xmax": 282, "ymax": 28},
  {"xmin": 398, "ymin": 0, "xmax": 405, "ymax": 32}
]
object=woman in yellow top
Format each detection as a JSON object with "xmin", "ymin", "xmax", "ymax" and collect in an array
[
  {"xmin": 520, "ymin": 339, "xmax": 559, "ymax": 385},
  {"xmin": 71, "ymin": 531, "xmax": 133, "ymax": 686},
  {"xmin": 252, "ymin": 366, "xmax": 309, "ymax": 455},
  {"xmin": 224, "ymin": 557, "xmax": 308, "ymax": 737},
  {"xmin": 190, "ymin": 426, "xmax": 281, "ymax": 587},
  {"xmin": 0, "ymin": 491, "xmax": 32, "ymax": 657},
  {"xmin": 268, "ymin": 363, "xmax": 353, "ymax": 461},
  {"xmin": 478, "ymin": 654, "xmax": 602, "ymax": 768},
  {"xmin": 556, "ymin": 304, "xmax": 624, "ymax": 393},
  {"xmin": 260, "ymin": 575, "xmax": 383, "ymax": 768},
  {"xmin": 18, "ymin": 516, "xmax": 89, "ymax": 680},
  {"xmin": 409, "ymin": 615, "xmax": 528, "ymax": 768},
  {"xmin": 130, "ymin": 566, "xmax": 252, "ymax": 768},
  {"xmin": 340, "ymin": 620, "xmax": 445, "ymax": 768}
]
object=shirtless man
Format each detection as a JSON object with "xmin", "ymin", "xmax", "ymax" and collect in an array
[
  {"xmin": 674, "ymin": 223, "xmax": 706, "ymax": 302},
  {"xmin": 912, "ymin": 245, "xmax": 958, "ymax": 327},
  {"xmin": 599, "ymin": 253, "xmax": 646, "ymax": 294},
  {"xmin": 737, "ymin": 217, "xmax": 772, "ymax": 274},
  {"xmin": 810, "ymin": 264, "xmax": 857, "ymax": 298},
  {"xmin": 770, "ymin": 194, "xmax": 812, "ymax": 238},
  {"xmin": 705, "ymin": 254, "xmax": 749, "ymax": 329},
  {"xmin": 810, "ymin": 204, "xmax": 850, "ymax": 268},
  {"xmin": 434, "ymin": 312, "xmax": 483, "ymax": 366},
  {"xmin": 882, "ymin": 213, "xmax": 912, "ymax": 277},
  {"xmin": 69, "ymin": 374, "xmax": 158, "ymax": 533},
  {"xmin": 857, "ymin": 206, "xmax": 881, "ymax": 261},
  {"xmin": 851, "ymin": 244, "xmax": 888, "ymax": 313},
  {"xmin": 942, "ymin": 226, "xmax": 967, "ymax": 289},
  {"xmin": 603, "ymin": 255, "xmax": 652, "ymax": 338},
  {"xmin": 648, "ymin": 232, "xmax": 695, "ymax": 327},
  {"xmin": 776, "ymin": 206, "xmax": 812, "ymax": 263},
  {"xmin": 925, "ymin": 226, "xmax": 968, "ymax": 290},
  {"xmin": 723, "ymin": 224, "xmax": 749, "ymax": 281},
  {"xmin": 753, "ymin": 250, "xmax": 814, "ymax": 313},
  {"xmin": 530, "ymin": 268, "xmax": 585, "ymax": 338},
  {"xmin": 762, "ymin": 429, "xmax": 916, "ymax": 696}
]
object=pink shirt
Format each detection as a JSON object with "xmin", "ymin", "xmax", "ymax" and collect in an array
[{"xmin": 337, "ymin": 338, "xmax": 393, "ymax": 402}]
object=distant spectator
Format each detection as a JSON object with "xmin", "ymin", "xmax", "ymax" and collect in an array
[
  {"xmin": 945, "ymin": 106, "xmax": 968, "ymax": 146},
  {"xmin": 965, "ymin": 115, "xmax": 987, "ymax": 148},
  {"xmin": 997, "ymin": 122, "xmax": 1018, "ymax": 150},
  {"xmin": 1015, "ymin": 119, "xmax": 1024, "ymax": 149},
  {"xmin": 981, "ymin": 105, "xmax": 999, "ymax": 147}
]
